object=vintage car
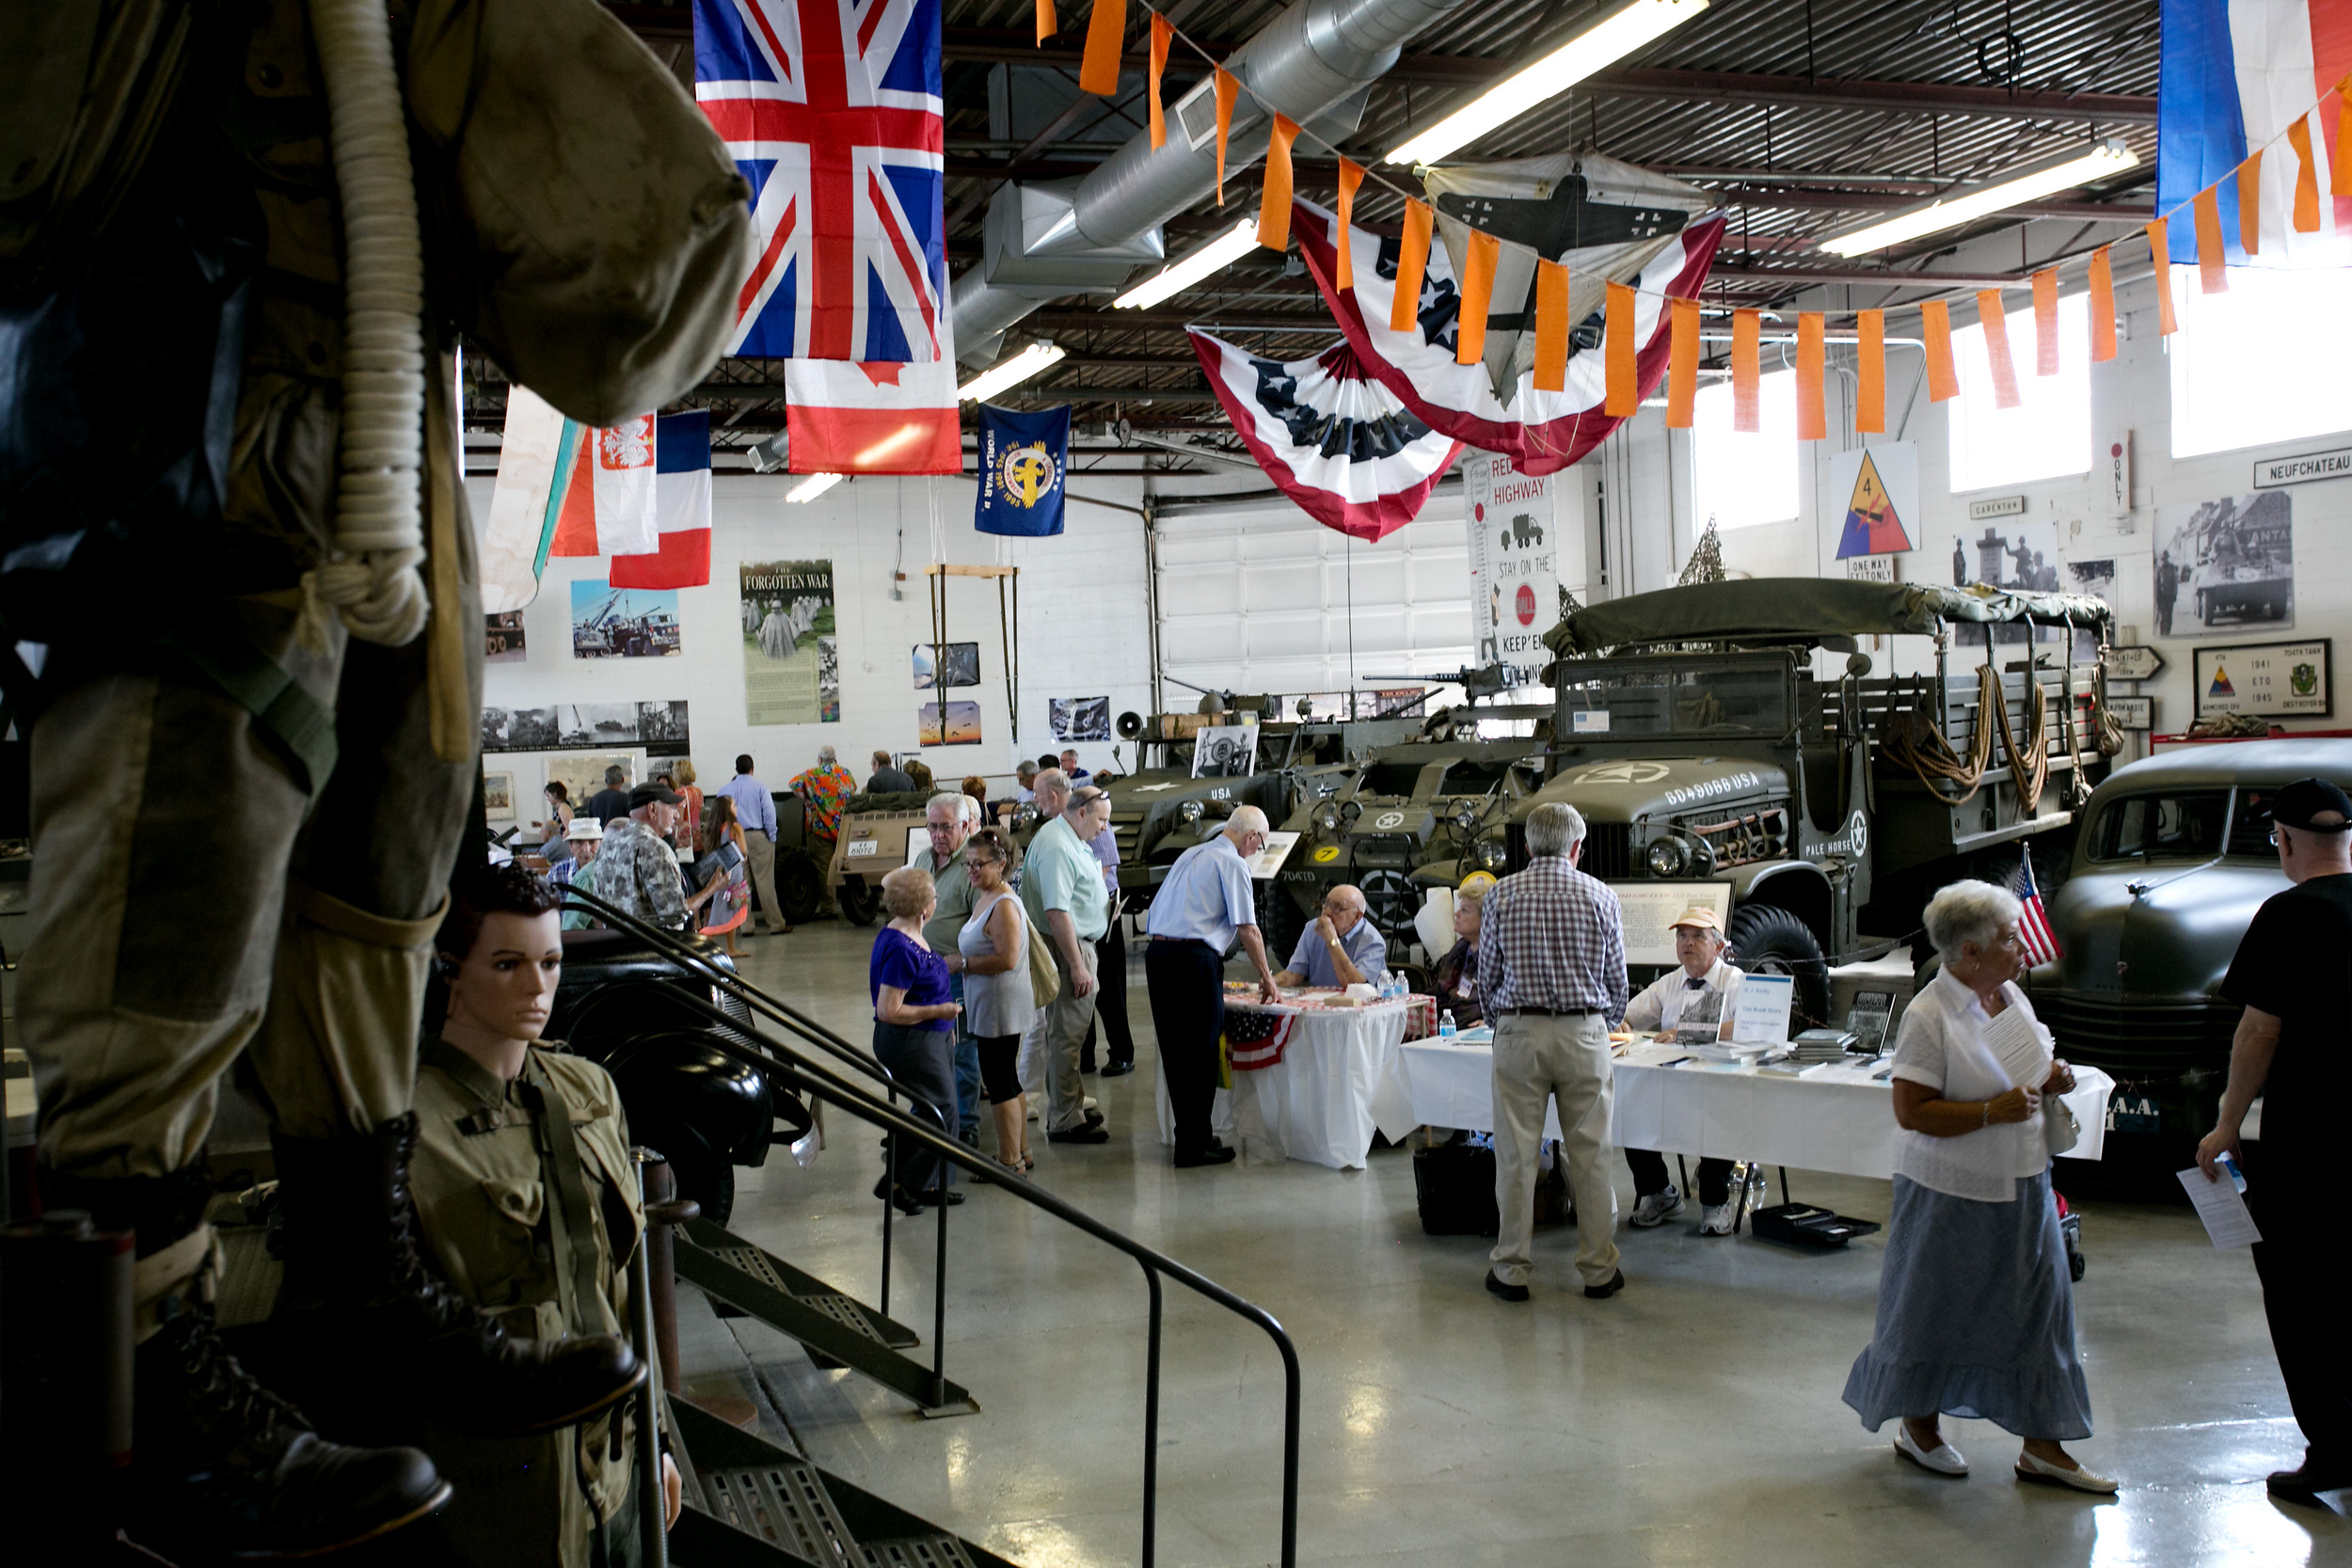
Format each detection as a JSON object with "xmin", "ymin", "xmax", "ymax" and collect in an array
[{"xmin": 2024, "ymin": 736, "xmax": 2352, "ymax": 1157}]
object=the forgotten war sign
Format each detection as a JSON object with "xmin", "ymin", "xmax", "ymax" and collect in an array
[{"xmin": 740, "ymin": 560, "xmax": 840, "ymax": 726}]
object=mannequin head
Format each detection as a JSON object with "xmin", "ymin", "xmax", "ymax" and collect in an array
[{"xmin": 437, "ymin": 866, "xmax": 564, "ymax": 1062}]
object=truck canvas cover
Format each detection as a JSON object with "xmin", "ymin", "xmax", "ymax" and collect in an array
[{"xmin": 1544, "ymin": 579, "xmax": 2116, "ymax": 657}]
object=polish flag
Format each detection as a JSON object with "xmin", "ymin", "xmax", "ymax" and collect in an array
[
  {"xmin": 548, "ymin": 415, "xmax": 660, "ymax": 558},
  {"xmin": 783, "ymin": 355, "xmax": 962, "ymax": 474},
  {"xmin": 610, "ymin": 412, "xmax": 714, "ymax": 590}
]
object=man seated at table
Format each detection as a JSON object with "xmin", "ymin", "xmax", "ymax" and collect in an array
[
  {"xmin": 1620, "ymin": 905, "xmax": 1745, "ymax": 1236},
  {"xmin": 1273, "ymin": 885, "xmax": 1390, "ymax": 990}
]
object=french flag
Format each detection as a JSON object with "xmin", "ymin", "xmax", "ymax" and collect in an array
[
  {"xmin": 2159, "ymin": 0, "xmax": 2352, "ymax": 262},
  {"xmin": 610, "ymin": 412, "xmax": 715, "ymax": 590}
]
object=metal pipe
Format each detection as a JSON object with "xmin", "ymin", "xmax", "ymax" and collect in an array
[
  {"xmin": 639, "ymin": 1158, "xmax": 692, "ymax": 1393},
  {"xmin": 1142, "ymin": 1263, "xmax": 1163, "ymax": 1568},
  {"xmin": 630, "ymin": 1151, "xmax": 670, "ymax": 1568}
]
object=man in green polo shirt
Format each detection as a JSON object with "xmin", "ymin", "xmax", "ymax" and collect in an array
[{"xmin": 1022, "ymin": 778, "xmax": 1112, "ymax": 1143}]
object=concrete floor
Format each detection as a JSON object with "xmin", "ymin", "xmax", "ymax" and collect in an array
[{"xmin": 699, "ymin": 917, "xmax": 2344, "ymax": 1568}]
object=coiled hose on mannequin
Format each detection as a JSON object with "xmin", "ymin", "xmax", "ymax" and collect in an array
[{"xmin": 304, "ymin": 0, "xmax": 429, "ymax": 647}]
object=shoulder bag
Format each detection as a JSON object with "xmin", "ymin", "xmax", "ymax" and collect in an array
[{"xmin": 1009, "ymin": 895, "xmax": 1059, "ymax": 1007}]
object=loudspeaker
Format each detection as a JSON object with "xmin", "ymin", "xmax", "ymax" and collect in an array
[{"xmin": 1116, "ymin": 710, "xmax": 1145, "ymax": 740}]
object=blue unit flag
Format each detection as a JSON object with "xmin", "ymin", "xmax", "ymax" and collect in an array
[{"xmin": 975, "ymin": 404, "xmax": 1068, "ymax": 537}]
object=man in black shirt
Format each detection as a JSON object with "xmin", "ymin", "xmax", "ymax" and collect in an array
[
  {"xmin": 584, "ymin": 765, "xmax": 632, "ymax": 826},
  {"xmin": 2201, "ymin": 776, "xmax": 2352, "ymax": 1505},
  {"xmin": 867, "ymin": 749, "xmax": 917, "ymax": 793}
]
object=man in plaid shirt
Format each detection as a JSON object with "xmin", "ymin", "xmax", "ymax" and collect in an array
[{"xmin": 1476, "ymin": 801, "xmax": 1629, "ymax": 1303}]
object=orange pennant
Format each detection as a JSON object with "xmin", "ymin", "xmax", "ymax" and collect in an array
[
  {"xmin": 2147, "ymin": 217, "xmax": 2178, "ymax": 335},
  {"xmin": 2088, "ymin": 246, "xmax": 2118, "ymax": 363},
  {"xmin": 1978, "ymin": 290, "xmax": 2020, "ymax": 410},
  {"xmin": 2237, "ymin": 148, "xmax": 2263, "ymax": 257},
  {"xmin": 1666, "ymin": 296, "xmax": 1698, "ymax": 427},
  {"xmin": 1457, "ymin": 230, "xmax": 1501, "ymax": 366},
  {"xmin": 1534, "ymin": 260, "xmax": 1571, "ymax": 393},
  {"xmin": 548, "ymin": 437, "xmax": 597, "ymax": 556},
  {"xmin": 1147, "ymin": 13, "xmax": 1171, "ymax": 150},
  {"xmin": 1078, "ymin": 0, "xmax": 1125, "ymax": 95},
  {"xmin": 2031, "ymin": 269, "xmax": 2059, "ymax": 376},
  {"xmin": 1391, "ymin": 200, "xmax": 1433, "ymax": 333},
  {"xmin": 1920, "ymin": 300, "xmax": 1958, "ymax": 404},
  {"xmin": 2193, "ymin": 185, "xmax": 2229, "ymax": 293},
  {"xmin": 1855, "ymin": 309, "xmax": 1885, "ymax": 435},
  {"xmin": 1731, "ymin": 309, "xmax": 1761, "ymax": 433},
  {"xmin": 1036, "ymin": 0, "xmax": 1056, "ymax": 44},
  {"xmin": 1258, "ymin": 115, "xmax": 1299, "ymax": 250},
  {"xmin": 1333, "ymin": 159, "xmax": 1364, "ymax": 289},
  {"xmin": 1794, "ymin": 311, "xmax": 1826, "ymax": 440},
  {"xmin": 1213, "ymin": 69, "xmax": 1238, "ymax": 203},
  {"xmin": 2289, "ymin": 116, "xmax": 2322, "ymax": 231},
  {"xmin": 1604, "ymin": 281, "xmax": 1637, "ymax": 416},
  {"xmin": 2336, "ymin": 76, "xmax": 2352, "ymax": 196}
]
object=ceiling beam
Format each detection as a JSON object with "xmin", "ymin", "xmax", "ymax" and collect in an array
[
  {"xmin": 1712, "ymin": 264, "xmax": 2028, "ymax": 291},
  {"xmin": 1705, "ymin": 184, "xmax": 2152, "ymax": 222}
]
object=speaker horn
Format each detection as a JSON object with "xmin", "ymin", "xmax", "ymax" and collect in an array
[{"xmin": 1116, "ymin": 710, "xmax": 1146, "ymax": 740}]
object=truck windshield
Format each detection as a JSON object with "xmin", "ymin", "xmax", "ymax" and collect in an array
[
  {"xmin": 2088, "ymin": 792, "xmax": 2231, "ymax": 861},
  {"xmin": 1556, "ymin": 666, "xmax": 1790, "ymax": 736},
  {"xmin": 2226, "ymin": 786, "xmax": 2280, "ymax": 858}
]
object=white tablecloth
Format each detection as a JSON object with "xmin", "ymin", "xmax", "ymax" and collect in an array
[
  {"xmin": 1397, "ymin": 1038, "xmax": 2116, "ymax": 1180},
  {"xmin": 1152, "ymin": 1000, "xmax": 1422, "ymax": 1169}
]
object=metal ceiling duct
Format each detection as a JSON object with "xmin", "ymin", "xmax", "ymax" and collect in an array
[{"xmin": 951, "ymin": 0, "xmax": 1469, "ymax": 364}]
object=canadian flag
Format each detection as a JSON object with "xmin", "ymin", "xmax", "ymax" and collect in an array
[
  {"xmin": 610, "ymin": 412, "xmax": 714, "ymax": 590},
  {"xmin": 784, "ymin": 356, "xmax": 962, "ymax": 474}
]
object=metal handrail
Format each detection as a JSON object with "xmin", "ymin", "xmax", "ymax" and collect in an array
[{"xmin": 556, "ymin": 886, "xmax": 1304, "ymax": 1568}]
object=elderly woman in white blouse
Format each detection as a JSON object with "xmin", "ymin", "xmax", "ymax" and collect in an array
[{"xmin": 1842, "ymin": 879, "xmax": 2115, "ymax": 1494}]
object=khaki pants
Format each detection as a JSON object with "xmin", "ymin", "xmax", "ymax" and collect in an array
[
  {"xmin": 743, "ymin": 830, "xmax": 784, "ymax": 931},
  {"xmin": 1037, "ymin": 936, "xmax": 1098, "ymax": 1132},
  {"xmin": 1488, "ymin": 1012, "xmax": 1620, "ymax": 1290}
]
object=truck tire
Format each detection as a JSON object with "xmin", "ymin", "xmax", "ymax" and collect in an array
[
  {"xmin": 776, "ymin": 852, "xmax": 824, "ymax": 925},
  {"xmin": 1255, "ymin": 878, "xmax": 1306, "ymax": 967},
  {"xmin": 838, "ymin": 876, "xmax": 880, "ymax": 927},
  {"xmin": 1726, "ymin": 905, "xmax": 1832, "ymax": 1030}
]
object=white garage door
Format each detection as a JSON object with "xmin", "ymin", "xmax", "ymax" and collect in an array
[{"xmin": 1154, "ymin": 500, "xmax": 1473, "ymax": 701}]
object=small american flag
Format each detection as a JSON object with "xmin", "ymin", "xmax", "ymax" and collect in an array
[
  {"xmin": 2012, "ymin": 847, "xmax": 2061, "ymax": 967},
  {"xmin": 1225, "ymin": 1008, "xmax": 1298, "ymax": 1072}
]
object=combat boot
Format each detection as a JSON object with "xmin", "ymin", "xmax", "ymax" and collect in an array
[
  {"xmin": 270, "ymin": 1113, "xmax": 644, "ymax": 1438},
  {"xmin": 39, "ymin": 1164, "xmax": 450, "ymax": 1559}
]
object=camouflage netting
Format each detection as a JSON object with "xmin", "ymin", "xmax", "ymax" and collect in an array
[{"xmin": 1677, "ymin": 518, "xmax": 1726, "ymax": 586}]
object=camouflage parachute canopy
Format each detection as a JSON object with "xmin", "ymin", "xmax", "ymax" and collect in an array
[{"xmin": 1543, "ymin": 578, "xmax": 2117, "ymax": 657}]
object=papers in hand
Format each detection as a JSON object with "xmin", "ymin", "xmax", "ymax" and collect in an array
[
  {"xmin": 2176, "ymin": 1166, "xmax": 2263, "ymax": 1248},
  {"xmin": 1982, "ymin": 1003, "xmax": 2053, "ymax": 1090}
]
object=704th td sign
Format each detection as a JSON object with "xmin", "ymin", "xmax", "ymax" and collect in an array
[{"xmin": 2192, "ymin": 640, "xmax": 2331, "ymax": 721}]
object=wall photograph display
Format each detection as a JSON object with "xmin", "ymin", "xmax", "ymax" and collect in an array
[
  {"xmin": 742, "ymin": 561, "xmax": 839, "ymax": 725},
  {"xmin": 2191, "ymin": 640, "xmax": 2331, "ymax": 721},
  {"xmin": 1050, "ymin": 696, "xmax": 1111, "ymax": 741},
  {"xmin": 482, "ymin": 770, "xmax": 515, "ymax": 820},
  {"xmin": 2155, "ymin": 491, "xmax": 2294, "ymax": 637},
  {"xmin": 481, "ymin": 701, "xmax": 691, "ymax": 756},
  {"xmin": 913, "ymin": 642, "xmax": 981, "ymax": 689},
  {"xmin": 485, "ymin": 612, "xmax": 528, "ymax": 664},
  {"xmin": 570, "ymin": 583, "xmax": 682, "ymax": 658},
  {"xmin": 917, "ymin": 700, "xmax": 982, "ymax": 745}
]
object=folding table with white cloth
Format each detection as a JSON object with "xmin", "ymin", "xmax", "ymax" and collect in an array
[{"xmin": 1152, "ymin": 990, "xmax": 1424, "ymax": 1170}]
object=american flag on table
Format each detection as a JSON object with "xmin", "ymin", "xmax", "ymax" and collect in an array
[
  {"xmin": 2012, "ymin": 846, "xmax": 2062, "ymax": 967},
  {"xmin": 1224, "ymin": 1007, "xmax": 1300, "ymax": 1072}
]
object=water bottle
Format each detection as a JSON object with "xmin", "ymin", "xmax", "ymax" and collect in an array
[{"xmin": 1438, "ymin": 1008, "xmax": 1456, "ymax": 1039}]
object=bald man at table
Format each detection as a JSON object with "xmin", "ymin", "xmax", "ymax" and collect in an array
[{"xmin": 1273, "ymin": 885, "xmax": 1390, "ymax": 989}]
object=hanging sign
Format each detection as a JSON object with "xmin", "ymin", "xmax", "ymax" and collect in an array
[
  {"xmin": 2252, "ymin": 445, "xmax": 2352, "ymax": 489},
  {"xmin": 2105, "ymin": 645, "xmax": 2164, "ymax": 681},
  {"xmin": 2192, "ymin": 640, "xmax": 2331, "ymax": 721},
  {"xmin": 1967, "ymin": 495, "xmax": 2027, "ymax": 521},
  {"xmin": 1464, "ymin": 451, "xmax": 1570, "ymax": 690},
  {"xmin": 1829, "ymin": 442, "xmax": 1918, "ymax": 559},
  {"xmin": 975, "ymin": 404, "xmax": 1068, "ymax": 537}
]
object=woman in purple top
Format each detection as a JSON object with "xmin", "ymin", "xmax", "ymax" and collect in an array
[{"xmin": 870, "ymin": 865, "xmax": 963, "ymax": 1214}]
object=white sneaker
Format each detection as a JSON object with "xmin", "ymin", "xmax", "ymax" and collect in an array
[
  {"xmin": 1629, "ymin": 1186, "xmax": 1684, "ymax": 1227},
  {"xmin": 1698, "ymin": 1201, "xmax": 1737, "ymax": 1236},
  {"xmin": 2015, "ymin": 1450, "xmax": 2120, "ymax": 1494},
  {"xmin": 1895, "ymin": 1425, "xmax": 1968, "ymax": 1476}
]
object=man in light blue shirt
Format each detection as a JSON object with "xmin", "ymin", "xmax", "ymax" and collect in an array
[
  {"xmin": 1023, "ymin": 782, "xmax": 1113, "ymax": 1139},
  {"xmin": 1272, "ymin": 885, "xmax": 1389, "ymax": 989},
  {"xmin": 716, "ymin": 753, "xmax": 786, "ymax": 936},
  {"xmin": 1145, "ymin": 807, "xmax": 1281, "ymax": 1168}
]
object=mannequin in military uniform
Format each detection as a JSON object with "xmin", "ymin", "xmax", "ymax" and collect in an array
[{"xmin": 414, "ymin": 864, "xmax": 682, "ymax": 1565}]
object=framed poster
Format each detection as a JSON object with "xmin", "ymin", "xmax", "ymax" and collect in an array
[
  {"xmin": 1615, "ymin": 881, "xmax": 1734, "ymax": 968},
  {"xmin": 1191, "ymin": 723, "xmax": 1258, "ymax": 778},
  {"xmin": 482, "ymin": 770, "xmax": 516, "ymax": 820},
  {"xmin": 917, "ymin": 700, "xmax": 981, "ymax": 745},
  {"xmin": 570, "ymin": 583, "xmax": 681, "ymax": 658},
  {"xmin": 485, "ymin": 611, "xmax": 528, "ymax": 663},
  {"xmin": 741, "ymin": 561, "xmax": 839, "ymax": 724},
  {"xmin": 2191, "ymin": 640, "xmax": 2330, "ymax": 721},
  {"xmin": 1050, "ymin": 695, "xmax": 1111, "ymax": 741},
  {"xmin": 2155, "ymin": 491, "xmax": 2295, "ymax": 637},
  {"xmin": 913, "ymin": 642, "xmax": 981, "ymax": 689}
]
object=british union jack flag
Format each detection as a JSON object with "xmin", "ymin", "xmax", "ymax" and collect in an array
[{"xmin": 692, "ymin": 0, "xmax": 946, "ymax": 362}]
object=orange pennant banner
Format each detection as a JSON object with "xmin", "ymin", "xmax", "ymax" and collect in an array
[
  {"xmin": 1213, "ymin": 70, "xmax": 1238, "ymax": 202},
  {"xmin": 1855, "ymin": 309, "xmax": 1885, "ymax": 435},
  {"xmin": 1334, "ymin": 159, "xmax": 1364, "ymax": 289},
  {"xmin": 1457, "ymin": 230, "xmax": 1501, "ymax": 366},
  {"xmin": 1604, "ymin": 281, "xmax": 1638, "ymax": 416},
  {"xmin": 1978, "ymin": 290, "xmax": 2020, "ymax": 410},
  {"xmin": 1258, "ymin": 115, "xmax": 1300, "ymax": 251},
  {"xmin": 2289, "ymin": 117, "xmax": 2322, "ymax": 231},
  {"xmin": 1666, "ymin": 296, "xmax": 1699, "ymax": 427},
  {"xmin": 1794, "ymin": 312, "xmax": 1826, "ymax": 440},
  {"xmin": 2237, "ymin": 148, "xmax": 2263, "ymax": 257},
  {"xmin": 1391, "ymin": 199, "xmax": 1433, "ymax": 333},
  {"xmin": 2089, "ymin": 246, "xmax": 2118, "ymax": 362},
  {"xmin": 2031, "ymin": 269, "xmax": 2059, "ymax": 376},
  {"xmin": 2147, "ymin": 217, "xmax": 2178, "ymax": 335},
  {"xmin": 2193, "ymin": 185, "xmax": 2229, "ymax": 293},
  {"xmin": 1731, "ymin": 309, "xmax": 1761, "ymax": 433},
  {"xmin": 1078, "ymin": 0, "xmax": 1125, "ymax": 94},
  {"xmin": 1148, "ymin": 13, "xmax": 1171, "ymax": 149},
  {"xmin": 1920, "ymin": 300, "xmax": 1958, "ymax": 404},
  {"xmin": 1036, "ymin": 0, "xmax": 1056, "ymax": 44},
  {"xmin": 1534, "ymin": 260, "xmax": 1571, "ymax": 393},
  {"xmin": 2336, "ymin": 76, "xmax": 2352, "ymax": 196}
]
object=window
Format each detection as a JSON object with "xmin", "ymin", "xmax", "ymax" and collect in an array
[
  {"xmin": 1692, "ymin": 369, "xmax": 1798, "ymax": 529},
  {"xmin": 1947, "ymin": 290, "xmax": 2091, "ymax": 493},
  {"xmin": 2169, "ymin": 264, "xmax": 2352, "ymax": 458},
  {"xmin": 2088, "ymin": 791, "xmax": 2229, "ymax": 862}
]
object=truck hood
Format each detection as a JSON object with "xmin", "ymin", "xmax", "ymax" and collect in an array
[
  {"xmin": 2039, "ymin": 860, "xmax": 2284, "ymax": 1002},
  {"xmin": 1541, "ymin": 757, "xmax": 1789, "ymax": 823}
]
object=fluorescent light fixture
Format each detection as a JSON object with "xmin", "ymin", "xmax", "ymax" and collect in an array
[
  {"xmin": 787, "ymin": 471, "xmax": 843, "ymax": 503},
  {"xmin": 959, "ymin": 341, "xmax": 1067, "ymax": 403},
  {"xmin": 1819, "ymin": 138, "xmax": 2139, "ymax": 257},
  {"xmin": 1385, "ymin": 0, "xmax": 1709, "ymax": 167},
  {"xmin": 1113, "ymin": 217, "xmax": 1258, "ymax": 310}
]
